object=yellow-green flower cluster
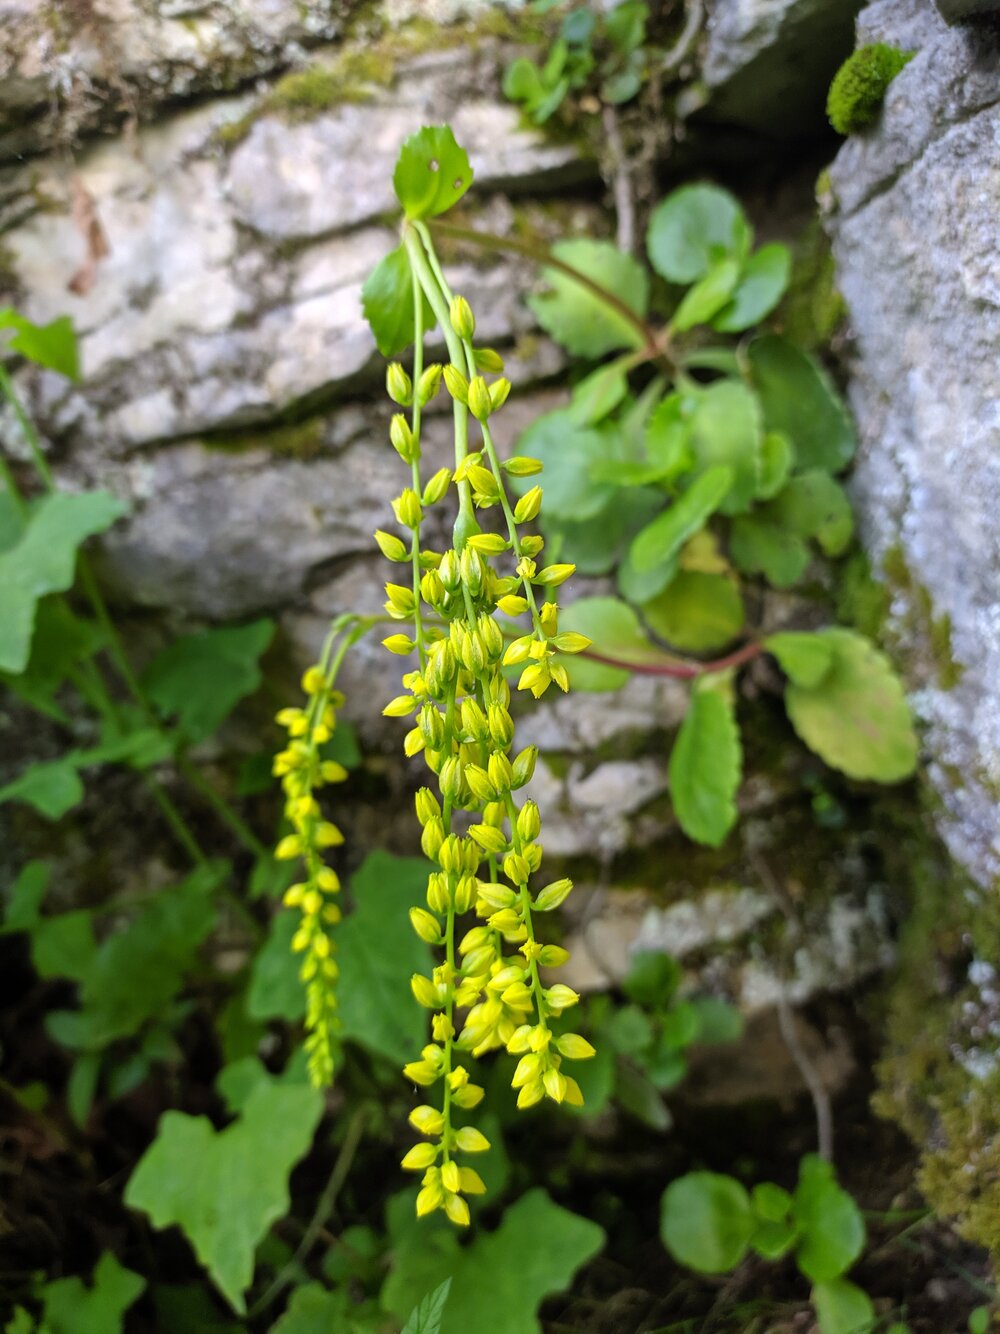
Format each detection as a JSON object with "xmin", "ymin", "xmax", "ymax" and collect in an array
[
  {"xmin": 273, "ymin": 664, "xmax": 349, "ymax": 1086},
  {"xmin": 376, "ymin": 223, "xmax": 597, "ymax": 1224}
]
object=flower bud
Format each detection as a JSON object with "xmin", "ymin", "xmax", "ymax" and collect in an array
[
  {"xmin": 551, "ymin": 631, "xmax": 592, "ymax": 653},
  {"xmin": 419, "ymin": 704, "xmax": 446, "ymax": 749},
  {"xmin": 460, "ymin": 698, "xmax": 489, "ymax": 742},
  {"xmin": 415, "ymin": 787, "xmax": 441, "ymax": 825},
  {"xmin": 452, "ymin": 874, "xmax": 476, "ymax": 913},
  {"xmin": 426, "ymin": 872, "xmax": 450, "ymax": 913},
  {"xmin": 438, "ymin": 549, "xmax": 461, "ymax": 591},
  {"xmin": 473, "ymin": 347, "xmax": 504, "ymax": 373},
  {"xmin": 459, "ymin": 546, "xmax": 485, "ymax": 597},
  {"xmin": 386, "ymin": 363, "xmax": 413, "ymax": 406},
  {"xmin": 533, "ymin": 877, "xmax": 572, "ymax": 911},
  {"xmin": 422, "ymin": 467, "xmax": 451, "ymax": 506},
  {"xmin": 392, "ymin": 488, "xmax": 423, "ymax": 529},
  {"xmin": 537, "ymin": 944, "xmax": 569, "ymax": 967},
  {"xmin": 409, "ymin": 1104, "xmax": 444, "ymax": 1136},
  {"xmin": 443, "ymin": 364, "xmax": 469, "ymax": 403},
  {"xmin": 439, "ymin": 756, "xmax": 462, "ymax": 802},
  {"xmin": 469, "ymin": 824, "xmax": 508, "ymax": 856},
  {"xmin": 488, "ymin": 704, "xmax": 515, "ymax": 748},
  {"xmin": 410, "ymin": 907, "xmax": 442, "ymax": 944},
  {"xmin": 374, "ymin": 529, "xmax": 409, "ymax": 562},
  {"xmin": 516, "ymin": 800, "xmax": 541, "ymax": 843},
  {"xmin": 466, "ymin": 532, "xmax": 509, "ymax": 555},
  {"xmin": 390, "ymin": 413, "xmax": 417, "ymax": 462},
  {"xmin": 382, "ymin": 634, "xmax": 416, "ymax": 656},
  {"xmin": 467, "ymin": 375, "xmax": 493, "ymax": 422},
  {"xmin": 489, "ymin": 377, "xmax": 512, "ymax": 412},
  {"xmin": 502, "ymin": 456, "xmax": 543, "ymax": 477},
  {"xmin": 401, "ymin": 1141, "xmax": 438, "ymax": 1170},
  {"xmin": 449, "ymin": 295, "xmax": 476, "ymax": 340},
  {"xmin": 421, "ymin": 817, "xmax": 445, "ymax": 861},
  {"xmin": 533, "ymin": 563, "xmax": 575, "ymax": 587},
  {"xmin": 410, "ymin": 974, "xmax": 443, "ymax": 1009},
  {"xmin": 556, "ymin": 1033, "xmax": 596, "ymax": 1060},
  {"xmin": 513, "ymin": 486, "xmax": 542, "ymax": 524},
  {"xmin": 454, "ymin": 1126, "xmax": 490, "ymax": 1153},
  {"xmin": 487, "ymin": 751, "xmax": 513, "ymax": 793},
  {"xmin": 503, "ymin": 852, "xmax": 530, "ymax": 885},
  {"xmin": 511, "ymin": 745, "xmax": 538, "ymax": 788},
  {"xmin": 416, "ymin": 363, "xmax": 443, "ymax": 405}
]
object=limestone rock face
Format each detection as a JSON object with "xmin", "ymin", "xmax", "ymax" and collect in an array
[
  {"xmin": 0, "ymin": 0, "xmax": 355, "ymax": 160},
  {"xmin": 825, "ymin": 0, "xmax": 1000, "ymax": 892},
  {"xmin": 701, "ymin": 0, "xmax": 863, "ymax": 134}
]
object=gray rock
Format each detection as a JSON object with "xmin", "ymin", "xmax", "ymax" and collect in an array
[
  {"xmin": 701, "ymin": 0, "xmax": 863, "ymax": 134},
  {"xmin": 0, "ymin": 0, "xmax": 354, "ymax": 161},
  {"xmin": 826, "ymin": 0, "xmax": 1000, "ymax": 890}
]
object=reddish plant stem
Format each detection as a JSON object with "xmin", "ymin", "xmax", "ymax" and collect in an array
[{"xmin": 579, "ymin": 639, "xmax": 763, "ymax": 680}]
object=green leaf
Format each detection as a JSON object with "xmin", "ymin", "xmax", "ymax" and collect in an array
[
  {"xmin": 671, "ymin": 258, "xmax": 741, "ymax": 333},
  {"xmin": 270, "ymin": 1282, "xmax": 380, "ymax": 1334},
  {"xmin": 383, "ymin": 1188, "xmax": 604, "ymax": 1334},
  {"xmin": 142, "ymin": 619, "xmax": 274, "ymax": 743},
  {"xmin": 246, "ymin": 910, "xmax": 305, "ymax": 1021},
  {"xmin": 528, "ymin": 239, "xmax": 648, "ymax": 358},
  {"xmin": 569, "ymin": 359, "xmax": 630, "ymax": 425},
  {"xmin": 765, "ymin": 631, "xmax": 835, "ymax": 688},
  {"xmin": 503, "ymin": 57, "xmax": 545, "ymax": 105},
  {"xmin": 401, "ymin": 1279, "xmax": 452, "ymax": 1334},
  {"xmin": 752, "ymin": 1181, "xmax": 793, "ymax": 1222},
  {"xmin": 642, "ymin": 572, "xmax": 744, "ymax": 652},
  {"xmin": 125, "ymin": 1080, "xmax": 323, "ymax": 1314},
  {"xmin": 646, "ymin": 185, "xmax": 751, "ymax": 284},
  {"xmin": 768, "ymin": 471, "xmax": 854, "ymax": 556},
  {"xmin": 621, "ymin": 950, "xmax": 681, "ymax": 1010},
  {"xmin": 50, "ymin": 865, "xmax": 223, "ymax": 1049},
  {"xmin": 40, "ymin": 1252, "xmax": 145, "ymax": 1334},
  {"xmin": 337, "ymin": 851, "xmax": 433, "ymax": 1065},
  {"xmin": 392, "ymin": 125, "xmax": 472, "ymax": 220},
  {"xmin": 548, "ymin": 488, "xmax": 661, "ymax": 576},
  {"xmin": 794, "ymin": 1155, "xmax": 866, "ymax": 1282},
  {"xmin": 0, "ymin": 491, "xmax": 128, "ymax": 674},
  {"xmin": 783, "ymin": 629, "xmax": 918, "ymax": 782},
  {"xmin": 748, "ymin": 335, "xmax": 855, "ymax": 473},
  {"xmin": 629, "ymin": 466, "xmax": 733, "ymax": 575},
  {"xmin": 811, "ymin": 1279, "xmax": 875, "ymax": 1334},
  {"xmin": 660, "ymin": 1171, "xmax": 754, "ymax": 1273},
  {"xmin": 756, "ymin": 431, "xmax": 794, "ymax": 500},
  {"xmin": 31, "ymin": 911, "xmax": 96, "ymax": 982},
  {"xmin": 712, "ymin": 244, "xmax": 791, "ymax": 333},
  {"xmin": 0, "ymin": 757, "xmax": 85, "ymax": 819},
  {"xmin": 969, "ymin": 1308, "xmax": 990, "ymax": 1334},
  {"xmin": 3, "ymin": 860, "xmax": 50, "ymax": 931},
  {"xmin": 669, "ymin": 680, "xmax": 742, "ymax": 847},
  {"xmin": 513, "ymin": 410, "xmax": 616, "ymax": 521},
  {"xmin": 0, "ymin": 308, "xmax": 80, "ymax": 380},
  {"xmin": 686, "ymin": 380, "xmax": 762, "ymax": 516},
  {"xmin": 614, "ymin": 1057, "xmax": 672, "ymax": 1129},
  {"xmin": 688, "ymin": 996, "xmax": 744, "ymax": 1044},
  {"xmin": 730, "ymin": 513, "xmax": 811, "ymax": 588},
  {"xmin": 1, "ymin": 599, "xmax": 104, "ymax": 719},
  {"xmin": 362, "ymin": 244, "xmax": 436, "ymax": 358},
  {"xmin": 644, "ymin": 393, "xmax": 694, "ymax": 484},
  {"xmin": 556, "ymin": 596, "xmax": 675, "ymax": 691}
]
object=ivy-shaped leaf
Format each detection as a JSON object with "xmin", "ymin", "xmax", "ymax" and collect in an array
[
  {"xmin": 669, "ymin": 679, "xmax": 742, "ymax": 847},
  {"xmin": 748, "ymin": 335, "xmax": 855, "ymax": 473},
  {"xmin": 362, "ymin": 244, "xmax": 436, "ymax": 358},
  {"xmin": 393, "ymin": 125, "xmax": 472, "ymax": 220},
  {"xmin": 528, "ymin": 239, "xmax": 649, "ymax": 358},
  {"xmin": 0, "ymin": 757, "xmax": 85, "ymax": 819},
  {"xmin": 125, "ymin": 1081, "xmax": 323, "ymax": 1313},
  {"xmin": 0, "ymin": 307, "xmax": 80, "ymax": 379},
  {"xmin": 141, "ymin": 619, "xmax": 275, "ymax": 743},
  {"xmin": 40, "ymin": 1252, "xmax": 145, "ymax": 1334},
  {"xmin": 646, "ymin": 185, "xmax": 751, "ymax": 284},
  {"xmin": 383, "ymin": 1188, "xmax": 605, "ymax": 1334},
  {"xmin": 793, "ymin": 1154, "xmax": 866, "ymax": 1282},
  {"xmin": 0, "ymin": 491, "xmax": 127, "ymax": 673},
  {"xmin": 336, "ymin": 851, "xmax": 434, "ymax": 1066},
  {"xmin": 783, "ymin": 629, "xmax": 918, "ymax": 782}
]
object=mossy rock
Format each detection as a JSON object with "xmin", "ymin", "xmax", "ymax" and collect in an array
[{"xmin": 826, "ymin": 43, "xmax": 914, "ymax": 135}]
